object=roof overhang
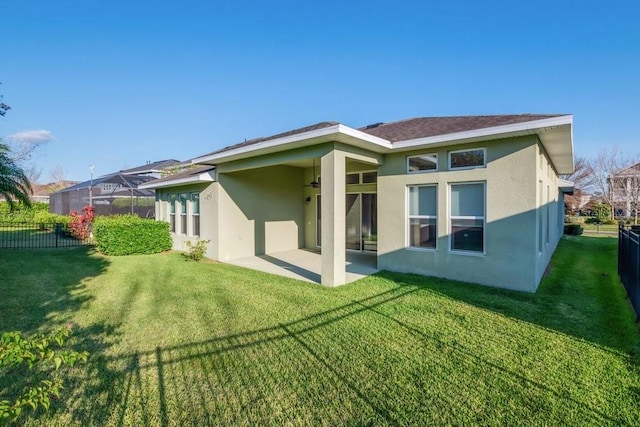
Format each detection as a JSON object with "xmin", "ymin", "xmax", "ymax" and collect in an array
[
  {"xmin": 559, "ymin": 178, "xmax": 575, "ymax": 195},
  {"xmin": 391, "ymin": 115, "xmax": 574, "ymax": 174},
  {"xmin": 191, "ymin": 124, "xmax": 391, "ymax": 165},
  {"xmin": 138, "ymin": 170, "xmax": 216, "ymax": 190},
  {"xmin": 191, "ymin": 116, "xmax": 574, "ymax": 175}
]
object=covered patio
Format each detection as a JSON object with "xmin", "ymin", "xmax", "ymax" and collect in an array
[{"xmin": 226, "ymin": 249, "xmax": 379, "ymax": 284}]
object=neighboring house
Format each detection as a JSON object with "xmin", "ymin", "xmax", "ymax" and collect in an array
[
  {"xmin": 50, "ymin": 159, "xmax": 182, "ymax": 217},
  {"xmin": 29, "ymin": 180, "xmax": 79, "ymax": 203},
  {"xmin": 141, "ymin": 115, "xmax": 574, "ymax": 292},
  {"xmin": 609, "ymin": 163, "xmax": 640, "ymax": 219}
]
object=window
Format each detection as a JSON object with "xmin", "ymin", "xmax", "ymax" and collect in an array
[
  {"xmin": 180, "ymin": 193, "xmax": 188, "ymax": 235},
  {"xmin": 346, "ymin": 173, "xmax": 360, "ymax": 185},
  {"xmin": 408, "ymin": 154, "xmax": 437, "ymax": 173},
  {"xmin": 450, "ymin": 183, "xmax": 485, "ymax": 253},
  {"xmin": 449, "ymin": 148, "xmax": 485, "ymax": 170},
  {"xmin": 169, "ymin": 194, "xmax": 176, "ymax": 233},
  {"xmin": 362, "ymin": 171, "xmax": 377, "ymax": 183},
  {"xmin": 191, "ymin": 193, "xmax": 200, "ymax": 236},
  {"xmin": 408, "ymin": 185, "xmax": 437, "ymax": 249},
  {"xmin": 538, "ymin": 181, "xmax": 543, "ymax": 253}
]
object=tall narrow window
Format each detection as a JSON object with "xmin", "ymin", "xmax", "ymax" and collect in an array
[
  {"xmin": 546, "ymin": 185, "xmax": 550, "ymax": 244},
  {"xmin": 180, "ymin": 193, "xmax": 188, "ymax": 235},
  {"xmin": 538, "ymin": 181, "xmax": 543, "ymax": 253},
  {"xmin": 169, "ymin": 194, "xmax": 176, "ymax": 233},
  {"xmin": 408, "ymin": 185, "xmax": 437, "ymax": 249},
  {"xmin": 191, "ymin": 193, "xmax": 200, "ymax": 236},
  {"xmin": 450, "ymin": 183, "xmax": 485, "ymax": 253},
  {"xmin": 316, "ymin": 194, "xmax": 321, "ymax": 247}
]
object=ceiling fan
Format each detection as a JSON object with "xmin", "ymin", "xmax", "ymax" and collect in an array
[{"xmin": 305, "ymin": 158, "xmax": 320, "ymax": 188}]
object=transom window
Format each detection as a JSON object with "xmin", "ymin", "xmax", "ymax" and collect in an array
[
  {"xmin": 345, "ymin": 171, "xmax": 377, "ymax": 185},
  {"xmin": 408, "ymin": 185, "xmax": 437, "ymax": 249},
  {"xmin": 449, "ymin": 182, "xmax": 485, "ymax": 253},
  {"xmin": 407, "ymin": 154, "xmax": 438, "ymax": 173},
  {"xmin": 449, "ymin": 148, "xmax": 486, "ymax": 170}
]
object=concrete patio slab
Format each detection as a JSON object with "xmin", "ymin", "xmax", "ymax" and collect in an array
[{"xmin": 226, "ymin": 249, "xmax": 379, "ymax": 284}]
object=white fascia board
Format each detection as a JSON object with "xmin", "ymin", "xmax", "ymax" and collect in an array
[
  {"xmin": 391, "ymin": 115, "xmax": 574, "ymax": 150},
  {"xmin": 138, "ymin": 172, "xmax": 215, "ymax": 190},
  {"xmin": 192, "ymin": 124, "xmax": 392, "ymax": 165}
]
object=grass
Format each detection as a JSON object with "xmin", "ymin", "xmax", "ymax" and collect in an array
[{"xmin": 0, "ymin": 237, "xmax": 639, "ymax": 425}]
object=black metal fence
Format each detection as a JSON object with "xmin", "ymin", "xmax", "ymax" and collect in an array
[
  {"xmin": 619, "ymin": 225, "xmax": 640, "ymax": 319},
  {"xmin": 0, "ymin": 222, "xmax": 93, "ymax": 249}
]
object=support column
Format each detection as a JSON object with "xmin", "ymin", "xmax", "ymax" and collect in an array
[{"xmin": 321, "ymin": 150, "xmax": 346, "ymax": 286}]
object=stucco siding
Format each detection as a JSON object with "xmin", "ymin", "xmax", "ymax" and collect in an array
[
  {"xmin": 216, "ymin": 165, "xmax": 305, "ymax": 260},
  {"xmin": 377, "ymin": 136, "xmax": 541, "ymax": 292}
]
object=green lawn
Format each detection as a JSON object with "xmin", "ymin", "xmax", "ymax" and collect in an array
[{"xmin": 1, "ymin": 237, "xmax": 639, "ymax": 426}]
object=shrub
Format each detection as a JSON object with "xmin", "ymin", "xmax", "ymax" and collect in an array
[
  {"xmin": 0, "ymin": 201, "xmax": 49, "ymax": 223},
  {"xmin": 0, "ymin": 326, "xmax": 88, "ymax": 422},
  {"xmin": 32, "ymin": 211, "xmax": 71, "ymax": 228},
  {"xmin": 184, "ymin": 239, "xmax": 210, "ymax": 262},
  {"xmin": 564, "ymin": 224, "xmax": 584, "ymax": 236},
  {"xmin": 69, "ymin": 206, "xmax": 95, "ymax": 240},
  {"xmin": 566, "ymin": 216, "xmax": 586, "ymax": 224},
  {"xmin": 93, "ymin": 215, "xmax": 172, "ymax": 255}
]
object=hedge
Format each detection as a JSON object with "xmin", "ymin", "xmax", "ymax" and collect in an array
[
  {"xmin": 0, "ymin": 201, "xmax": 50, "ymax": 223},
  {"xmin": 564, "ymin": 224, "xmax": 584, "ymax": 236},
  {"xmin": 93, "ymin": 215, "xmax": 172, "ymax": 255}
]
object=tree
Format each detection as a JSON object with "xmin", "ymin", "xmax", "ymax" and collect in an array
[
  {"xmin": 561, "ymin": 156, "xmax": 594, "ymax": 215},
  {"xmin": 47, "ymin": 164, "xmax": 66, "ymax": 192},
  {"xmin": 0, "ymin": 143, "xmax": 32, "ymax": 209},
  {"xmin": 589, "ymin": 148, "xmax": 627, "ymax": 220},
  {"xmin": 0, "ymin": 91, "xmax": 33, "ymax": 208}
]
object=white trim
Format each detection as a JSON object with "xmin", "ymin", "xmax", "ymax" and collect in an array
[
  {"xmin": 448, "ymin": 148, "xmax": 486, "ymax": 170},
  {"xmin": 407, "ymin": 184, "xmax": 438, "ymax": 251},
  {"xmin": 139, "ymin": 171, "xmax": 215, "ymax": 190},
  {"xmin": 192, "ymin": 124, "xmax": 392, "ymax": 165},
  {"xmin": 448, "ymin": 181, "xmax": 486, "ymax": 255},
  {"xmin": 393, "ymin": 115, "xmax": 573, "ymax": 150},
  {"xmin": 407, "ymin": 153, "xmax": 438, "ymax": 174}
]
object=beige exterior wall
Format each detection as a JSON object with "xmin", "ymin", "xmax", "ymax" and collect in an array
[
  {"xmin": 377, "ymin": 135, "xmax": 547, "ymax": 292},
  {"xmin": 214, "ymin": 165, "xmax": 305, "ymax": 260},
  {"xmin": 535, "ymin": 143, "xmax": 564, "ymax": 285},
  {"xmin": 154, "ymin": 135, "xmax": 566, "ymax": 291},
  {"xmin": 156, "ymin": 182, "xmax": 218, "ymax": 259}
]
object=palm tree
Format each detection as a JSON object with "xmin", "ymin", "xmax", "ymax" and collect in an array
[{"xmin": 0, "ymin": 142, "xmax": 32, "ymax": 209}]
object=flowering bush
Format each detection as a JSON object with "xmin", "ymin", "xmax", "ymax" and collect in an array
[{"xmin": 69, "ymin": 205, "xmax": 95, "ymax": 240}]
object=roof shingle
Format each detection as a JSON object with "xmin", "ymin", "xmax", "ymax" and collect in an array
[{"xmin": 358, "ymin": 114, "xmax": 565, "ymax": 142}]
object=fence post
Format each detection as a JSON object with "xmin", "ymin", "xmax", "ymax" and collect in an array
[{"xmin": 55, "ymin": 223, "xmax": 59, "ymax": 248}]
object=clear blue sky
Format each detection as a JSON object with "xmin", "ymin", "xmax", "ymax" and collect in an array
[{"xmin": 1, "ymin": 0, "xmax": 638, "ymax": 182}]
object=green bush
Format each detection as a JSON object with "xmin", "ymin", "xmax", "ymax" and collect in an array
[
  {"xmin": 564, "ymin": 224, "xmax": 584, "ymax": 236},
  {"xmin": 32, "ymin": 211, "xmax": 71, "ymax": 228},
  {"xmin": 184, "ymin": 239, "xmax": 210, "ymax": 262},
  {"xmin": 566, "ymin": 216, "xmax": 586, "ymax": 224},
  {"xmin": 0, "ymin": 201, "xmax": 49, "ymax": 223},
  {"xmin": 93, "ymin": 215, "xmax": 172, "ymax": 255}
]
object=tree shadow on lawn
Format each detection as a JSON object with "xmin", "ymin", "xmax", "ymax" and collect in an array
[
  {"xmin": 373, "ymin": 236, "xmax": 638, "ymax": 357},
  {"xmin": 0, "ymin": 246, "xmax": 113, "ymax": 424},
  {"xmin": 42, "ymin": 285, "xmax": 621, "ymax": 426},
  {"xmin": 0, "ymin": 246, "xmax": 110, "ymax": 334}
]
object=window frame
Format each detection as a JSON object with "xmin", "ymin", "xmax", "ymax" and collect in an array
[
  {"xmin": 179, "ymin": 193, "xmax": 188, "ymax": 235},
  {"xmin": 191, "ymin": 192, "xmax": 200, "ymax": 236},
  {"xmin": 169, "ymin": 194, "xmax": 176, "ymax": 233},
  {"xmin": 407, "ymin": 154, "xmax": 438, "ymax": 174},
  {"xmin": 407, "ymin": 184, "xmax": 438, "ymax": 251},
  {"xmin": 448, "ymin": 181, "xmax": 486, "ymax": 255},
  {"xmin": 448, "ymin": 148, "xmax": 486, "ymax": 171}
]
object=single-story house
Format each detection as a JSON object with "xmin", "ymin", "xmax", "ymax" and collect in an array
[{"xmin": 140, "ymin": 114, "xmax": 574, "ymax": 292}]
